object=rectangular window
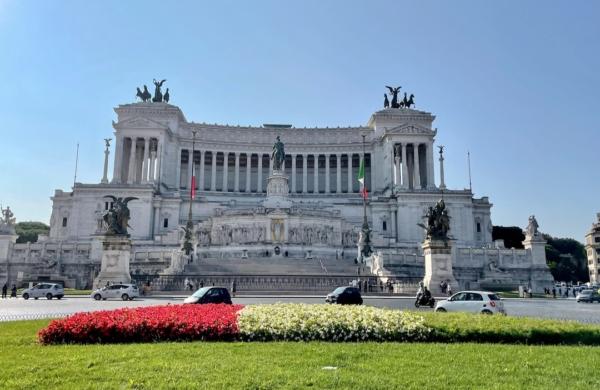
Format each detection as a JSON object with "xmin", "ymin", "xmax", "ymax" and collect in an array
[
  {"xmin": 62, "ymin": 217, "xmax": 68, "ymax": 227},
  {"xmin": 476, "ymin": 222, "xmax": 481, "ymax": 233},
  {"xmin": 163, "ymin": 218, "xmax": 169, "ymax": 228}
]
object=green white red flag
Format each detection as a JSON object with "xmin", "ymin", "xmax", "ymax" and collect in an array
[{"xmin": 357, "ymin": 157, "xmax": 368, "ymax": 199}]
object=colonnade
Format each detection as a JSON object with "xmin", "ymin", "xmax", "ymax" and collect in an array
[
  {"xmin": 112, "ymin": 136, "xmax": 161, "ymax": 184},
  {"xmin": 178, "ymin": 150, "xmax": 371, "ymax": 195},
  {"xmin": 393, "ymin": 142, "xmax": 434, "ymax": 190}
]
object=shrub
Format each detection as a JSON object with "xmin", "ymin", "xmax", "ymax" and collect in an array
[
  {"xmin": 238, "ymin": 304, "xmax": 429, "ymax": 342},
  {"xmin": 38, "ymin": 304, "xmax": 242, "ymax": 344}
]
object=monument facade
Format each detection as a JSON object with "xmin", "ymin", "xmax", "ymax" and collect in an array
[
  {"xmin": 585, "ymin": 213, "xmax": 600, "ymax": 284},
  {"xmin": 0, "ymin": 83, "xmax": 554, "ymax": 292}
]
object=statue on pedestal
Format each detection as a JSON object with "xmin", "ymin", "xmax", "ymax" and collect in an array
[
  {"xmin": 152, "ymin": 79, "xmax": 167, "ymax": 103},
  {"xmin": 418, "ymin": 199, "xmax": 450, "ymax": 241},
  {"xmin": 136, "ymin": 85, "xmax": 152, "ymax": 102},
  {"xmin": 526, "ymin": 215, "xmax": 540, "ymax": 238},
  {"xmin": 385, "ymin": 86, "xmax": 401, "ymax": 108},
  {"xmin": 102, "ymin": 196, "xmax": 138, "ymax": 236},
  {"xmin": 0, "ymin": 206, "xmax": 16, "ymax": 234},
  {"xmin": 271, "ymin": 136, "xmax": 285, "ymax": 171}
]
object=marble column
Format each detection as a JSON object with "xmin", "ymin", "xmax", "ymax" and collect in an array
[
  {"xmin": 291, "ymin": 154, "xmax": 296, "ymax": 193},
  {"xmin": 413, "ymin": 143, "xmax": 421, "ymax": 189},
  {"xmin": 426, "ymin": 142, "xmax": 435, "ymax": 189},
  {"xmin": 313, "ymin": 155, "xmax": 319, "ymax": 194},
  {"xmin": 336, "ymin": 154, "xmax": 342, "ymax": 194},
  {"xmin": 325, "ymin": 154, "xmax": 330, "ymax": 193},
  {"xmin": 155, "ymin": 141, "xmax": 162, "ymax": 185},
  {"xmin": 245, "ymin": 154, "xmax": 252, "ymax": 193},
  {"xmin": 439, "ymin": 150, "xmax": 446, "ymax": 190},
  {"xmin": 149, "ymin": 149, "xmax": 156, "ymax": 182},
  {"xmin": 187, "ymin": 150, "xmax": 194, "ymax": 189},
  {"xmin": 101, "ymin": 140, "xmax": 111, "ymax": 184},
  {"xmin": 141, "ymin": 138, "xmax": 150, "ymax": 183},
  {"xmin": 257, "ymin": 154, "xmax": 263, "ymax": 193},
  {"xmin": 401, "ymin": 144, "xmax": 409, "ymax": 189},
  {"xmin": 394, "ymin": 145, "xmax": 401, "ymax": 187},
  {"xmin": 234, "ymin": 152, "xmax": 240, "ymax": 192},
  {"xmin": 210, "ymin": 151, "xmax": 217, "ymax": 191},
  {"xmin": 175, "ymin": 147, "xmax": 183, "ymax": 188},
  {"xmin": 199, "ymin": 151, "xmax": 205, "ymax": 191},
  {"xmin": 269, "ymin": 154, "xmax": 273, "ymax": 173},
  {"xmin": 222, "ymin": 152, "xmax": 229, "ymax": 192},
  {"xmin": 111, "ymin": 136, "xmax": 123, "ymax": 184},
  {"xmin": 347, "ymin": 154, "xmax": 353, "ymax": 193},
  {"xmin": 127, "ymin": 137, "xmax": 137, "ymax": 184},
  {"xmin": 302, "ymin": 154, "xmax": 308, "ymax": 193}
]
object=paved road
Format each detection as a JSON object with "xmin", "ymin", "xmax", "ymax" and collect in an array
[{"xmin": 1, "ymin": 295, "xmax": 599, "ymax": 323}]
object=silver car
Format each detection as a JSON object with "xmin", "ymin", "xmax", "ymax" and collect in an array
[
  {"xmin": 91, "ymin": 284, "xmax": 140, "ymax": 301},
  {"xmin": 22, "ymin": 283, "xmax": 64, "ymax": 300}
]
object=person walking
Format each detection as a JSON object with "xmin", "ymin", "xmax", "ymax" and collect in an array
[
  {"xmin": 2, "ymin": 283, "xmax": 7, "ymax": 299},
  {"xmin": 552, "ymin": 287, "xmax": 556, "ymax": 299},
  {"xmin": 10, "ymin": 284, "xmax": 17, "ymax": 298},
  {"xmin": 231, "ymin": 280, "xmax": 237, "ymax": 297},
  {"xmin": 447, "ymin": 283, "xmax": 453, "ymax": 297}
]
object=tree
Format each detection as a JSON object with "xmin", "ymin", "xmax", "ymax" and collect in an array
[
  {"xmin": 492, "ymin": 226, "xmax": 525, "ymax": 249},
  {"xmin": 544, "ymin": 235, "xmax": 588, "ymax": 283},
  {"xmin": 15, "ymin": 221, "xmax": 50, "ymax": 244}
]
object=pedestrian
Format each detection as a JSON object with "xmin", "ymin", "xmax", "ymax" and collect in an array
[
  {"xmin": 527, "ymin": 286, "xmax": 532, "ymax": 298},
  {"xmin": 558, "ymin": 287, "xmax": 562, "ymax": 296},
  {"xmin": 565, "ymin": 287, "xmax": 569, "ymax": 298},
  {"xmin": 552, "ymin": 287, "xmax": 556, "ymax": 299},
  {"xmin": 573, "ymin": 288, "xmax": 577, "ymax": 298},
  {"xmin": 231, "ymin": 280, "xmax": 237, "ymax": 297},
  {"xmin": 447, "ymin": 283, "xmax": 453, "ymax": 297},
  {"xmin": 200, "ymin": 280, "xmax": 204, "ymax": 288},
  {"xmin": 10, "ymin": 284, "xmax": 17, "ymax": 298},
  {"xmin": 2, "ymin": 283, "xmax": 7, "ymax": 299}
]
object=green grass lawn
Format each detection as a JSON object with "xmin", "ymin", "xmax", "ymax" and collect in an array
[{"xmin": 1, "ymin": 320, "xmax": 600, "ymax": 389}]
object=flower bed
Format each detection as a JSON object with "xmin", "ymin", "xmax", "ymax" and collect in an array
[
  {"xmin": 238, "ymin": 304, "xmax": 429, "ymax": 341},
  {"xmin": 38, "ymin": 304, "xmax": 242, "ymax": 344}
]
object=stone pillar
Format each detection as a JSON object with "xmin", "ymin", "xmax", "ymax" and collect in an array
[
  {"xmin": 313, "ymin": 155, "xmax": 319, "ymax": 193},
  {"xmin": 155, "ymin": 141, "xmax": 162, "ymax": 185},
  {"xmin": 394, "ymin": 145, "xmax": 401, "ymax": 187},
  {"xmin": 93, "ymin": 236, "xmax": 132, "ymax": 289},
  {"xmin": 149, "ymin": 149, "xmax": 156, "ymax": 182},
  {"xmin": 439, "ymin": 149, "xmax": 446, "ymax": 190},
  {"xmin": 302, "ymin": 154, "xmax": 308, "ymax": 193},
  {"xmin": 325, "ymin": 154, "xmax": 330, "ymax": 193},
  {"xmin": 422, "ymin": 239, "xmax": 458, "ymax": 292},
  {"xmin": 401, "ymin": 144, "xmax": 409, "ymax": 189},
  {"xmin": 199, "ymin": 151, "xmax": 205, "ymax": 191},
  {"xmin": 210, "ymin": 151, "xmax": 217, "ymax": 191},
  {"xmin": 234, "ymin": 152, "xmax": 240, "ymax": 192},
  {"xmin": 141, "ymin": 137, "xmax": 150, "ymax": 183},
  {"xmin": 175, "ymin": 147, "xmax": 182, "ymax": 189},
  {"xmin": 269, "ymin": 154, "xmax": 273, "ymax": 173},
  {"xmin": 347, "ymin": 154, "xmax": 353, "ymax": 193},
  {"xmin": 101, "ymin": 140, "xmax": 111, "ymax": 184},
  {"xmin": 291, "ymin": 154, "xmax": 296, "ymax": 193},
  {"xmin": 413, "ymin": 143, "xmax": 421, "ymax": 189},
  {"xmin": 336, "ymin": 154, "xmax": 342, "ymax": 194},
  {"xmin": 426, "ymin": 142, "xmax": 435, "ymax": 189},
  {"xmin": 111, "ymin": 136, "xmax": 123, "ymax": 184},
  {"xmin": 523, "ymin": 233, "xmax": 553, "ymax": 293},
  {"xmin": 246, "ymin": 154, "xmax": 252, "ymax": 193},
  {"xmin": 257, "ymin": 154, "xmax": 263, "ymax": 193},
  {"xmin": 222, "ymin": 152, "xmax": 229, "ymax": 192},
  {"xmin": 127, "ymin": 137, "xmax": 137, "ymax": 184}
]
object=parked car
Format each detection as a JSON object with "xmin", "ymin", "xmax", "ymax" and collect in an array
[
  {"xmin": 183, "ymin": 287, "xmax": 232, "ymax": 304},
  {"xmin": 22, "ymin": 283, "xmax": 64, "ymax": 300},
  {"xmin": 435, "ymin": 291, "xmax": 506, "ymax": 315},
  {"xmin": 576, "ymin": 289, "xmax": 600, "ymax": 303},
  {"xmin": 325, "ymin": 286, "xmax": 363, "ymax": 305},
  {"xmin": 91, "ymin": 284, "xmax": 139, "ymax": 301}
]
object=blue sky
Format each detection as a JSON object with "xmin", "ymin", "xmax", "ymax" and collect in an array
[{"xmin": 0, "ymin": 0, "xmax": 598, "ymax": 240}]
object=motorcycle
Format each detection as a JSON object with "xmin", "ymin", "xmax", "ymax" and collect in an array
[{"xmin": 414, "ymin": 292, "xmax": 435, "ymax": 308}]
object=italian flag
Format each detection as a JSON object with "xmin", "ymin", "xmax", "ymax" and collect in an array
[
  {"xmin": 357, "ymin": 157, "xmax": 368, "ymax": 199},
  {"xmin": 190, "ymin": 176, "xmax": 196, "ymax": 200}
]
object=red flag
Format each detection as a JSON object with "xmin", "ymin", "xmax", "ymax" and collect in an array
[
  {"xmin": 360, "ymin": 185, "xmax": 368, "ymax": 200},
  {"xmin": 190, "ymin": 176, "xmax": 196, "ymax": 199}
]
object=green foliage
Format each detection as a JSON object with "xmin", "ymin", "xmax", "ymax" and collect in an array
[
  {"xmin": 1, "ymin": 320, "xmax": 600, "ymax": 389},
  {"xmin": 492, "ymin": 226, "xmax": 524, "ymax": 249},
  {"xmin": 15, "ymin": 221, "xmax": 49, "ymax": 244},
  {"xmin": 419, "ymin": 312, "xmax": 600, "ymax": 345},
  {"xmin": 544, "ymin": 235, "xmax": 588, "ymax": 282}
]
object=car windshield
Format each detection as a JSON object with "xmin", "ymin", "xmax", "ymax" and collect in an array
[
  {"xmin": 487, "ymin": 294, "xmax": 500, "ymax": 301},
  {"xmin": 332, "ymin": 287, "xmax": 347, "ymax": 295},
  {"xmin": 579, "ymin": 290, "xmax": 592, "ymax": 296},
  {"xmin": 192, "ymin": 287, "xmax": 211, "ymax": 298}
]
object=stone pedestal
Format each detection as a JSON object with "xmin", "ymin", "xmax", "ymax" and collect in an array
[
  {"xmin": 93, "ymin": 236, "xmax": 132, "ymax": 288},
  {"xmin": 0, "ymin": 234, "xmax": 17, "ymax": 284},
  {"xmin": 422, "ymin": 239, "xmax": 458, "ymax": 292},
  {"xmin": 263, "ymin": 170, "xmax": 292, "ymax": 209},
  {"xmin": 523, "ymin": 234, "xmax": 554, "ymax": 292},
  {"xmin": 523, "ymin": 235, "xmax": 547, "ymax": 266}
]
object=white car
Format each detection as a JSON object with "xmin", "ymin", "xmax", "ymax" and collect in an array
[
  {"xmin": 435, "ymin": 291, "xmax": 506, "ymax": 315},
  {"xmin": 91, "ymin": 284, "xmax": 140, "ymax": 301},
  {"xmin": 22, "ymin": 283, "xmax": 64, "ymax": 300}
]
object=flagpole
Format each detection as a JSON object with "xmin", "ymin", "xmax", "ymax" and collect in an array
[
  {"xmin": 361, "ymin": 135, "xmax": 367, "ymax": 228},
  {"xmin": 183, "ymin": 131, "xmax": 196, "ymax": 255},
  {"xmin": 73, "ymin": 142, "xmax": 79, "ymax": 187},
  {"xmin": 359, "ymin": 134, "xmax": 371, "ymax": 263}
]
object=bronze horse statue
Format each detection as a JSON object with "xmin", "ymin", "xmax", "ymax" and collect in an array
[{"xmin": 136, "ymin": 85, "xmax": 152, "ymax": 102}]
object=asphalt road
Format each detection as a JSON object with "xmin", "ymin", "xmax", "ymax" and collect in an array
[{"xmin": 1, "ymin": 295, "xmax": 599, "ymax": 324}]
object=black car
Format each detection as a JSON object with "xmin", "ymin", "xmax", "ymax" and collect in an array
[
  {"xmin": 325, "ymin": 286, "xmax": 363, "ymax": 305},
  {"xmin": 184, "ymin": 287, "xmax": 232, "ymax": 304}
]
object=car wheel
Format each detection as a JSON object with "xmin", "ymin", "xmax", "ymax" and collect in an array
[
  {"xmin": 128, "ymin": 297, "xmax": 134, "ymax": 301},
  {"xmin": 93, "ymin": 294, "xmax": 102, "ymax": 301},
  {"xmin": 56, "ymin": 295, "xmax": 63, "ymax": 300},
  {"xmin": 121, "ymin": 294, "xmax": 129, "ymax": 301},
  {"xmin": 46, "ymin": 293, "xmax": 53, "ymax": 300},
  {"xmin": 23, "ymin": 293, "xmax": 29, "ymax": 300},
  {"xmin": 481, "ymin": 310, "xmax": 493, "ymax": 315},
  {"xmin": 435, "ymin": 307, "xmax": 446, "ymax": 312}
]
